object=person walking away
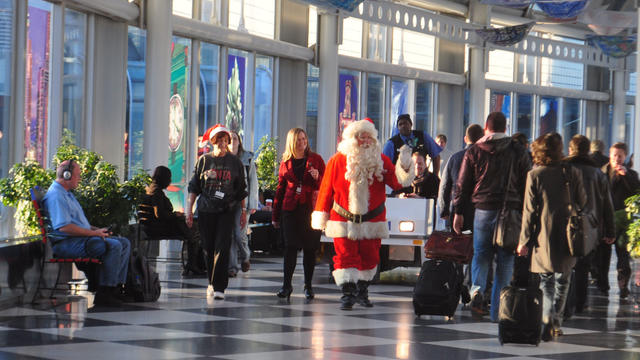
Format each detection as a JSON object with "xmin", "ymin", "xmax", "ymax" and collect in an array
[
  {"xmin": 453, "ymin": 112, "xmax": 531, "ymax": 322},
  {"xmin": 517, "ymin": 133, "xmax": 587, "ymax": 341},
  {"xmin": 186, "ymin": 124, "xmax": 247, "ymax": 300},
  {"xmin": 272, "ymin": 128, "xmax": 325, "ymax": 301}
]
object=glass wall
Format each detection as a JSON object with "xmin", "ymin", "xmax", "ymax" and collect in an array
[
  {"xmin": 339, "ymin": 17, "xmax": 362, "ymax": 58},
  {"xmin": 306, "ymin": 65, "xmax": 319, "ymax": 150},
  {"xmin": 539, "ymin": 96, "xmax": 558, "ymax": 135},
  {"xmin": 173, "ymin": 0, "xmax": 192, "ymax": 17},
  {"xmin": 489, "ymin": 90, "xmax": 511, "ymax": 128},
  {"xmin": 516, "ymin": 54, "xmax": 535, "ymax": 84},
  {"xmin": 62, "ymin": 8, "xmax": 86, "ymax": 141},
  {"xmin": 415, "ymin": 81, "xmax": 432, "ymax": 134},
  {"xmin": 229, "ymin": 0, "xmax": 275, "ymax": 39},
  {"xmin": 201, "ymin": 0, "xmax": 220, "ymax": 24},
  {"xmin": 515, "ymin": 94, "xmax": 532, "ymax": 141},
  {"xmin": 308, "ymin": 6, "xmax": 317, "ymax": 47},
  {"xmin": 562, "ymin": 97, "xmax": 581, "ymax": 142},
  {"xmin": 366, "ymin": 73, "xmax": 384, "ymax": 132},
  {"xmin": 125, "ymin": 27, "xmax": 146, "ymax": 179},
  {"xmin": 198, "ymin": 42, "xmax": 219, "ymax": 149},
  {"xmin": 0, "ymin": 0, "xmax": 13, "ymax": 177},
  {"xmin": 253, "ymin": 55, "xmax": 273, "ymax": 151},
  {"xmin": 25, "ymin": 0, "xmax": 52, "ymax": 164},
  {"xmin": 366, "ymin": 23, "xmax": 387, "ymax": 62},
  {"xmin": 390, "ymin": 78, "xmax": 409, "ymax": 136},
  {"xmin": 486, "ymin": 50, "xmax": 514, "ymax": 82},
  {"xmin": 392, "ymin": 28, "xmax": 435, "ymax": 70}
]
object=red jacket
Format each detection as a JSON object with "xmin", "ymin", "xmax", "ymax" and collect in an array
[{"xmin": 272, "ymin": 152, "xmax": 325, "ymax": 222}]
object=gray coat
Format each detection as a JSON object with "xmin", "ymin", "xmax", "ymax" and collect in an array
[{"xmin": 519, "ymin": 163, "xmax": 587, "ymax": 274}]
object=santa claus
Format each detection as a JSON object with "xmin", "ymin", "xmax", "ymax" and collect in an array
[{"xmin": 312, "ymin": 119, "xmax": 414, "ymax": 310}]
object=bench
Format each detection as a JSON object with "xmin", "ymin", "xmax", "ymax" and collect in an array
[
  {"xmin": 135, "ymin": 203, "xmax": 186, "ymax": 265},
  {"xmin": 31, "ymin": 186, "xmax": 102, "ymax": 301}
]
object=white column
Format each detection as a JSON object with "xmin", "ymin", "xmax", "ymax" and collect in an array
[
  {"xmin": 143, "ymin": 0, "xmax": 173, "ymax": 169},
  {"xmin": 612, "ymin": 70, "xmax": 626, "ymax": 144},
  {"xmin": 316, "ymin": 12, "xmax": 339, "ymax": 161},
  {"xmin": 468, "ymin": 0, "xmax": 489, "ymax": 125}
]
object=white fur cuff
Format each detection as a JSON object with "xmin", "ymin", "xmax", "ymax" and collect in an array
[
  {"xmin": 333, "ymin": 267, "xmax": 359, "ymax": 286},
  {"xmin": 358, "ymin": 266, "xmax": 378, "ymax": 281},
  {"xmin": 311, "ymin": 211, "xmax": 329, "ymax": 230}
]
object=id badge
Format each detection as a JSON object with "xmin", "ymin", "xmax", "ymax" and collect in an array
[
  {"xmin": 296, "ymin": 186, "xmax": 302, "ymax": 195},
  {"xmin": 214, "ymin": 191, "xmax": 225, "ymax": 199}
]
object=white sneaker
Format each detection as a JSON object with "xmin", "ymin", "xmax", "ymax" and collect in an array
[
  {"xmin": 213, "ymin": 291, "xmax": 225, "ymax": 300},
  {"xmin": 206, "ymin": 285, "xmax": 214, "ymax": 297}
]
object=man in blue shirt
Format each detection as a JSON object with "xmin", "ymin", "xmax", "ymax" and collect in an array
[
  {"xmin": 382, "ymin": 114, "xmax": 442, "ymax": 174},
  {"xmin": 44, "ymin": 159, "xmax": 130, "ymax": 306}
]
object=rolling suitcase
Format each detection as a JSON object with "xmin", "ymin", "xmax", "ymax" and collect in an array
[
  {"xmin": 413, "ymin": 259, "xmax": 462, "ymax": 318},
  {"xmin": 498, "ymin": 285, "xmax": 542, "ymax": 345}
]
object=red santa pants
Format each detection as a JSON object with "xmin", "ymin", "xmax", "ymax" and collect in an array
[{"xmin": 332, "ymin": 237, "xmax": 381, "ymax": 285}]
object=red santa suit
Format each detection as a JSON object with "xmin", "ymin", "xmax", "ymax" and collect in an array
[{"xmin": 311, "ymin": 119, "xmax": 414, "ymax": 286}]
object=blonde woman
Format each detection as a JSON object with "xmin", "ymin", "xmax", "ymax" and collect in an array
[{"xmin": 272, "ymin": 128, "xmax": 325, "ymax": 300}]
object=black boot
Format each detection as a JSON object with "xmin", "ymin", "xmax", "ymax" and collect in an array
[
  {"xmin": 356, "ymin": 280, "xmax": 373, "ymax": 307},
  {"xmin": 340, "ymin": 283, "xmax": 357, "ymax": 310}
]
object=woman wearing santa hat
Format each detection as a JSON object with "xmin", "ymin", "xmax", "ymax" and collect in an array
[
  {"xmin": 186, "ymin": 124, "xmax": 247, "ymax": 300},
  {"xmin": 272, "ymin": 128, "xmax": 325, "ymax": 301}
]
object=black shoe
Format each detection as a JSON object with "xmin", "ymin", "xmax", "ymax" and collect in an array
[
  {"xmin": 620, "ymin": 287, "xmax": 630, "ymax": 299},
  {"xmin": 277, "ymin": 287, "xmax": 293, "ymax": 301},
  {"xmin": 470, "ymin": 292, "xmax": 488, "ymax": 317},
  {"xmin": 461, "ymin": 285, "xmax": 471, "ymax": 304},
  {"xmin": 541, "ymin": 323, "xmax": 553, "ymax": 342},
  {"xmin": 304, "ymin": 285, "xmax": 315, "ymax": 300},
  {"xmin": 356, "ymin": 281, "xmax": 373, "ymax": 307},
  {"xmin": 340, "ymin": 283, "xmax": 357, "ymax": 310},
  {"xmin": 94, "ymin": 287, "xmax": 122, "ymax": 307}
]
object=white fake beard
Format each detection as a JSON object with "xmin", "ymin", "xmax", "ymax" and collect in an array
[{"xmin": 338, "ymin": 138, "xmax": 384, "ymax": 214}]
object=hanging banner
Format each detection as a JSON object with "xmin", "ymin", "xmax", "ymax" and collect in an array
[
  {"xmin": 537, "ymin": 0, "xmax": 588, "ymax": 19},
  {"xmin": 474, "ymin": 22, "xmax": 534, "ymax": 47},
  {"xmin": 586, "ymin": 35, "xmax": 637, "ymax": 58},
  {"xmin": 167, "ymin": 41, "xmax": 190, "ymax": 212},
  {"xmin": 579, "ymin": 9, "xmax": 637, "ymax": 36},
  {"xmin": 337, "ymin": 74, "xmax": 358, "ymax": 146},
  {"xmin": 295, "ymin": 0, "xmax": 364, "ymax": 12},
  {"xmin": 226, "ymin": 54, "xmax": 246, "ymax": 136}
]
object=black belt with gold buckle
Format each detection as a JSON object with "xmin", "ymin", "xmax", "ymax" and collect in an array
[{"xmin": 332, "ymin": 202, "xmax": 385, "ymax": 224}]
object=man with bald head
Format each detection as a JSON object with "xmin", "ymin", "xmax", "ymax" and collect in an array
[{"xmin": 44, "ymin": 159, "xmax": 131, "ymax": 306}]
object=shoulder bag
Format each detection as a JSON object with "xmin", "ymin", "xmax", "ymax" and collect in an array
[{"xmin": 492, "ymin": 149, "xmax": 521, "ymax": 253}]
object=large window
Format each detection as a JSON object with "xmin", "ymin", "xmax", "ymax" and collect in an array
[
  {"xmin": 390, "ymin": 78, "xmax": 409, "ymax": 136},
  {"xmin": 62, "ymin": 8, "xmax": 86, "ymax": 141},
  {"xmin": 253, "ymin": 55, "xmax": 273, "ymax": 151},
  {"xmin": 308, "ymin": 6, "xmax": 317, "ymax": 47},
  {"xmin": 198, "ymin": 42, "xmax": 219, "ymax": 146},
  {"xmin": 487, "ymin": 50, "xmax": 514, "ymax": 82},
  {"xmin": 489, "ymin": 90, "xmax": 511, "ymax": 129},
  {"xmin": 415, "ymin": 81, "xmax": 432, "ymax": 134},
  {"xmin": 392, "ymin": 28, "xmax": 434, "ymax": 70},
  {"xmin": 125, "ymin": 27, "xmax": 146, "ymax": 179},
  {"xmin": 516, "ymin": 54, "xmax": 535, "ymax": 84},
  {"xmin": 201, "ymin": 0, "xmax": 220, "ymax": 24},
  {"xmin": 25, "ymin": 0, "xmax": 52, "ymax": 164},
  {"xmin": 173, "ymin": 0, "xmax": 192, "ymax": 17},
  {"xmin": 366, "ymin": 23, "xmax": 387, "ymax": 62},
  {"xmin": 229, "ymin": 0, "xmax": 275, "ymax": 39},
  {"xmin": 306, "ymin": 65, "xmax": 319, "ymax": 150},
  {"xmin": 516, "ymin": 94, "xmax": 533, "ymax": 140},
  {"xmin": 0, "ymin": 0, "xmax": 13, "ymax": 177},
  {"xmin": 539, "ymin": 96, "xmax": 558, "ymax": 136},
  {"xmin": 339, "ymin": 17, "xmax": 363, "ymax": 58},
  {"xmin": 562, "ymin": 98, "xmax": 581, "ymax": 142},
  {"xmin": 366, "ymin": 73, "xmax": 384, "ymax": 132}
]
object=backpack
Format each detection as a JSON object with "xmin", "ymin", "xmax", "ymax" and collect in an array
[{"xmin": 125, "ymin": 250, "xmax": 161, "ymax": 302}]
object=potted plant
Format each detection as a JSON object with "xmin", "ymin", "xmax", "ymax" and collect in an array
[
  {"xmin": 0, "ymin": 131, "xmax": 150, "ymax": 237},
  {"xmin": 254, "ymin": 135, "xmax": 279, "ymax": 199},
  {"xmin": 625, "ymin": 193, "xmax": 640, "ymax": 257}
]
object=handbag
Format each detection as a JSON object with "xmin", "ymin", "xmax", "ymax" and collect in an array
[
  {"xmin": 492, "ymin": 150, "xmax": 520, "ymax": 253},
  {"xmin": 425, "ymin": 231, "xmax": 474, "ymax": 264},
  {"xmin": 562, "ymin": 166, "xmax": 590, "ymax": 257}
]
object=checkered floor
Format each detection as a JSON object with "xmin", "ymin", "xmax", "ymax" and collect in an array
[{"xmin": 2, "ymin": 254, "xmax": 640, "ymax": 360}]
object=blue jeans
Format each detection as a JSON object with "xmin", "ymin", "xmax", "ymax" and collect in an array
[
  {"xmin": 470, "ymin": 209, "xmax": 515, "ymax": 322},
  {"xmin": 539, "ymin": 272, "xmax": 571, "ymax": 328},
  {"xmin": 52, "ymin": 236, "xmax": 130, "ymax": 287},
  {"xmin": 229, "ymin": 205, "xmax": 250, "ymax": 272}
]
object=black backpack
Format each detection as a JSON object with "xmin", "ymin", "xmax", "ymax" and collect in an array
[
  {"xmin": 413, "ymin": 259, "xmax": 462, "ymax": 317},
  {"xmin": 125, "ymin": 250, "xmax": 161, "ymax": 302}
]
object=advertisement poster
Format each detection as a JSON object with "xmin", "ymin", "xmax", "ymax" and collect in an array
[
  {"xmin": 167, "ymin": 41, "xmax": 189, "ymax": 212},
  {"xmin": 226, "ymin": 54, "xmax": 246, "ymax": 135},
  {"xmin": 390, "ymin": 80, "xmax": 408, "ymax": 136},
  {"xmin": 337, "ymin": 74, "xmax": 358, "ymax": 146},
  {"xmin": 25, "ymin": 4, "xmax": 51, "ymax": 164}
]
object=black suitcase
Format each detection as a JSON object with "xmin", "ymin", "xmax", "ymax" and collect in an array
[
  {"xmin": 413, "ymin": 260, "xmax": 462, "ymax": 318},
  {"xmin": 498, "ymin": 285, "xmax": 542, "ymax": 346}
]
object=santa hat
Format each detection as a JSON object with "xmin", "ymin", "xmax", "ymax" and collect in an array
[
  {"xmin": 342, "ymin": 118, "xmax": 378, "ymax": 141},
  {"xmin": 201, "ymin": 124, "xmax": 230, "ymax": 146}
]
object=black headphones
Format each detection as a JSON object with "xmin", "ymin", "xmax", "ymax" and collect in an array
[{"xmin": 62, "ymin": 159, "xmax": 74, "ymax": 181}]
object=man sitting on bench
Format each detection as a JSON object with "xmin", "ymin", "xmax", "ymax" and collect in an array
[{"xmin": 43, "ymin": 159, "xmax": 131, "ymax": 306}]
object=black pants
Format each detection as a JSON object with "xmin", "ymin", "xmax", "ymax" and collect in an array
[
  {"xmin": 595, "ymin": 240, "xmax": 631, "ymax": 292},
  {"xmin": 281, "ymin": 205, "xmax": 320, "ymax": 288},
  {"xmin": 198, "ymin": 211, "xmax": 234, "ymax": 292},
  {"xmin": 573, "ymin": 250, "xmax": 595, "ymax": 310}
]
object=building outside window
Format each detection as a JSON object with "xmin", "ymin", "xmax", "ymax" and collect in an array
[
  {"xmin": 486, "ymin": 50, "xmax": 514, "ymax": 82},
  {"xmin": 24, "ymin": 0, "xmax": 52, "ymax": 164},
  {"xmin": 229, "ymin": 0, "xmax": 275, "ymax": 39},
  {"xmin": 339, "ymin": 17, "xmax": 363, "ymax": 58},
  {"xmin": 173, "ymin": 0, "xmax": 192, "ymax": 18},
  {"xmin": 392, "ymin": 28, "xmax": 435, "ymax": 71},
  {"xmin": 62, "ymin": 8, "xmax": 85, "ymax": 142}
]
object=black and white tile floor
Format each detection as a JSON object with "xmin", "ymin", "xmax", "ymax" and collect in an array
[{"xmin": 2, "ymin": 255, "xmax": 640, "ymax": 360}]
